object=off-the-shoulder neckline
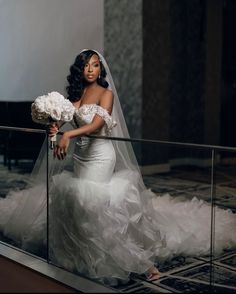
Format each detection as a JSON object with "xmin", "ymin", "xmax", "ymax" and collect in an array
[
  {"xmin": 74, "ymin": 103, "xmax": 98, "ymax": 110},
  {"xmin": 75, "ymin": 103, "xmax": 109, "ymax": 113}
]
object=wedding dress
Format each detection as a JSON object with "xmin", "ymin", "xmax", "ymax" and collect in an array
[{"xmin": 0, "ymin": 50, "xmax": 236, "ymax": 281}]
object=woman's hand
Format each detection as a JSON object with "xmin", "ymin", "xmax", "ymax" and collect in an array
[
  {"xmin": 47, "ymin": 123, "xmax": 58, "ymax": 138},
  {"xmin": 54, "ymin": 133, "xmax": 70, "ymax": 160}
]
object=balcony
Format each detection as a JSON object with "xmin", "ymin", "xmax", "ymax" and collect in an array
[{"xmin": 0, "ymin": 126, "xmax": 236, "ymax": 293}]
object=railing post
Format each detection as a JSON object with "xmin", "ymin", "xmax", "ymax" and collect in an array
[
  {"xmin": 210, "ymin": 148, "xmax": 216, "ymax": 290},
  {"xmin": 46, "ymin": 134, "xmax": 49, "ymax": 263}
]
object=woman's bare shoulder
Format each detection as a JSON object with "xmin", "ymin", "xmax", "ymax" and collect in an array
[
  {"xmin": 99, "ymin": 88, "xmax": 114, "ymax": 113},
  {"xmin": 100, "ymin": 88, "xmax": 114, "ymax": 100}
]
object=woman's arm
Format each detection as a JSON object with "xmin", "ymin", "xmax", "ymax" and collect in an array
[{"xmin": 54, "ymin": 90, "xmax": 114, "ymax": 159}]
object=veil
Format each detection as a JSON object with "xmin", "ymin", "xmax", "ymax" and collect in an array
[
  {"xmin": 92, "ymin": 49, "xmax": 145, "ymax": 189},
  {"xmin": 1, "ymin": 49, "xmax": 147, "ymax": 250}
]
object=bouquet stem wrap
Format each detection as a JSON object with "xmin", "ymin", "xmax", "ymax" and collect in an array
[{"xmin": 50, "ymin": 133, "xmax": 57, "ymax": 150}]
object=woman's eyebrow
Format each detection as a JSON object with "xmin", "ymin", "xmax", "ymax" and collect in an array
[{"xmin": 88, "ymin": 60, "xmax": 99, "ymax": 65}]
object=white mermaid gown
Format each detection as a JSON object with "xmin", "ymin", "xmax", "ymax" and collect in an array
[{"xmin": 0, "ymin": 104, "xmax": 236, "ymax": 280}]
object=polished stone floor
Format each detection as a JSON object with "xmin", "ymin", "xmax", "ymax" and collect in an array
[{"xmin": 0, "ymin": 158, "xmax": 236, "ymax": 293}]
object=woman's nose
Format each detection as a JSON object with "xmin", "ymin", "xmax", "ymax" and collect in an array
[{"xmin": 88, "ymin": 66, "xmax": 93, "ymax": 72}]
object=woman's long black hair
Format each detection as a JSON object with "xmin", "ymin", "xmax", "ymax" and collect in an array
[{"xmin": 66, "ymin": 50, "xmax": 109, "ymax": 102}]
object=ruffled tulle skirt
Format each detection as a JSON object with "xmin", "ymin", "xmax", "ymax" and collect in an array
[{"xmin": 48, "ymin": 169, "xmax": 236, "ymax": 280}]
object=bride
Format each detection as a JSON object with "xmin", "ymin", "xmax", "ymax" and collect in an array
[{"xmin": 0, "ymin": 49, "xmax": 236, "ymax": 283}]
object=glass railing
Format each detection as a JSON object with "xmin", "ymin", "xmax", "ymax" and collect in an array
[
  {"xmin": 0, "ymin": 125, "xmax": 235, "ymax": 292},
  {"xmin": 0, "ymin": 126, "xmax": 46, "ymax": 258}
]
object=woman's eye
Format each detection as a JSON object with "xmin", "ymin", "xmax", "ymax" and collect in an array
[{"xmin": 94, "ymin": 64, "xmax": 99, "ymax": 67}]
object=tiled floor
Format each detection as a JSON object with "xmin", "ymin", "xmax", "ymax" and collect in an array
[{"xmin": 0, "ymin": 159, "xmax": 236, "ymax": 293}]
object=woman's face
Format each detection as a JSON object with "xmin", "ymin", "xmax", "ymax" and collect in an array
[{"xmin": 83, "ymin": 54, "xmax": 101, "ymax": 83}]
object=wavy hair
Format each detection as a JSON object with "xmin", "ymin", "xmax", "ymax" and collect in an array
[{"xmin": 66, "ymin": 50, "xmax": 109, "ymax": 102}]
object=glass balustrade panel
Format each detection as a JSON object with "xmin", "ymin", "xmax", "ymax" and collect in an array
[{"xmin": 0, "ymin": 128, "xmax": 46, "ymax": 259}]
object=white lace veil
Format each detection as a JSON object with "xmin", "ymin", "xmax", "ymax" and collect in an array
[{"xmin": 92, "ymin": 50, "xmax": 143, "ymax": 180}]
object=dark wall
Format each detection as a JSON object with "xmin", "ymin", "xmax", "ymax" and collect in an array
[
  {"xmin": 142, "ymin": 0, "xmax": 209, "ymax": 165},
  {"xmin": 0, "ymin": 102, "xmax": 45, "ymax": 169},
  {"xmin": 221, "ymin": 0, "xmax": 236, "ymax": 148},
  {"xmin": 104, "ymin": 0, "xmax": 228, "ymax": 167}
]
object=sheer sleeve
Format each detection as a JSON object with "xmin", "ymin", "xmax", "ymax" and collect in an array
[{"xmin": 95, "ymin": 105, "xmax": 117, "ymax": 133}]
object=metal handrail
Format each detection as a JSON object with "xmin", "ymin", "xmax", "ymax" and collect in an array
[
  {"xmin": 1, "ymin": 124, "xmax": 236, "ymax": 152},
  {"xmin": 0, "ymin": 125, "xmax": 45, "ymax": 134}
]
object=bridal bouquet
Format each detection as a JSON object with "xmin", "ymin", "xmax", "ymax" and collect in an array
[{"xmin": 31, "ymin": 91, "xmax": 75, "ymax": 149}]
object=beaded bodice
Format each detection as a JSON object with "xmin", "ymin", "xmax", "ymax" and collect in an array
[{"xmin": 72, "ymin": 104, "xmax": 116, "ymax": 135}]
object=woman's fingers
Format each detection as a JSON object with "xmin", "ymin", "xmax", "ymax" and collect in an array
[
  {"xmin": 53, "ymin": 146, "xmax": 58, "ymax": 159},
  {"xmin": 47, "ymin": 124, "xmax": 58, "ymax": 137},
  {"xmin": 58, "ymin": 149, "xmax": 66, "ymax": 160},
  {"xmin": 49, "ymin": 127, "xmax": 58, "ymax": 137},
  {"xmin": 52, "ymin": 134, "xmax": 69, "ymax": 160},
  {"xmin": 53, "ymin": 145, "xmax": 67, "ymax": 160}
]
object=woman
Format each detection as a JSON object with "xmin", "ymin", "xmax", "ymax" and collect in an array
[
  {"xmin": 1, "ymin": 49, "xmax": 236, "ymax": 283},
  {"xmin": 48, "ymin": 49, "xmax": 161, "ymax": 281}
]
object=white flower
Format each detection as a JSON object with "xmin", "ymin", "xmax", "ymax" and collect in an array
[{"xmin": 31, "ymin": 91, "xmax": 75, "ymax": 124}]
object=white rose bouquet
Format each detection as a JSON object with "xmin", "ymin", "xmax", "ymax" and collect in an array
[{"xmin": 31, "ymin": 91, "xmax": 75, "ymax": 149}]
